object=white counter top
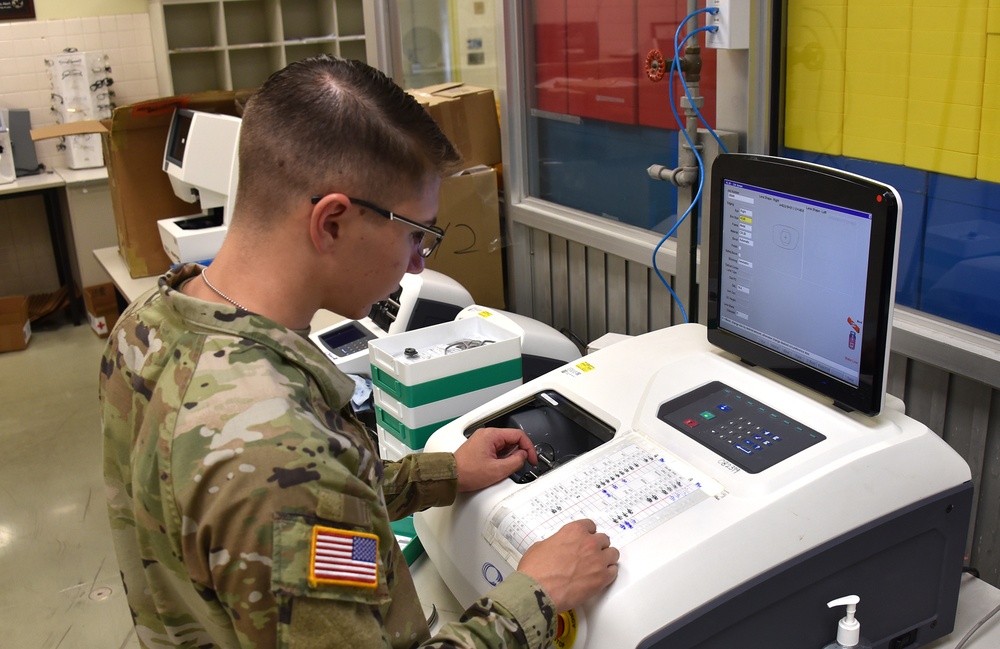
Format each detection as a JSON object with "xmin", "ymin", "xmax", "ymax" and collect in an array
[{"xmin": 0, "ymin": 170, "xmax": 65, "ymax": 195}]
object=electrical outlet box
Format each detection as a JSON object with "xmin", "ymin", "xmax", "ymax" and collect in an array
[{"xmin": 705, "ymin": 0, "xmax": 750, "ymax": 50}]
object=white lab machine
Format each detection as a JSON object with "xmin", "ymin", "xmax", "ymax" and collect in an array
[
  {"xmin": 158, "ymin": 108, "xmax": 241, "ymax": 264},
  {"xmin": 310, "ymin": 269, "xmax": 475, "ymax": 377},
  {"xmin": 0, "ymin": 109, "xmax": 15, "ymax": 184},
  {"xmin": 415, "ymin": 155, "xmax": 974, "ymax": 649}
]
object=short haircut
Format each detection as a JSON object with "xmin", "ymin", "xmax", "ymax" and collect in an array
[{"xmin": 234, "ymin": 56, "xmax": 462, "ymax": 225}]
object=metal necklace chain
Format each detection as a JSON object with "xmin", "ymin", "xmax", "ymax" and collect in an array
[{"xmin": 201, "ymin": 269, "xmax": 249, "ymax": 312}]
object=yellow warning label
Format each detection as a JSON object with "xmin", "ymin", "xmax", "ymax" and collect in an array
[
  {"xmin": 554, "ymin": 610, "xmax": 578, "ymax": 649},
  {"xmin": 575, "ymin": 361, "xmax": 595, "ymax": 372}
]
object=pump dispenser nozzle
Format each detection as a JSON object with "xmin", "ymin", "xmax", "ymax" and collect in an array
[{"xmin": 827, "ymin": 595, "xmax": 862, "ymax": 647}]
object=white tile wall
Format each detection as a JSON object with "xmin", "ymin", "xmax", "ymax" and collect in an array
[
  {"xmin": 0, "ymin": 12, "xmax": 160, "ymax": 171},
  {"xmin": 0, "ymin": 13, "xmax": 161, "ymax": 298}
]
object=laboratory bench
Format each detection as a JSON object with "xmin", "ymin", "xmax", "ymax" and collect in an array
[
  {"xmin": 2, "ymin": 166, "xmax": 119, "ymax": 326},
  {"xmin": 1, "ymin": 170, "xmax": 82, "ymax": 324}
]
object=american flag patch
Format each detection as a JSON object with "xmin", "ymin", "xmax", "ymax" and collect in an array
[{"xmin": 309, "ymin": 526, "xmax": 379, "ymax": 588}]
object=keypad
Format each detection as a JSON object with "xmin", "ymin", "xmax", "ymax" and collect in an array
[
  {"xmin": 336, "ymin": 339, "xmax": 369, "ymax": 356},
  {"xmin": 657, "ymin": 381, "xmax": 825, "ymax": 473}
]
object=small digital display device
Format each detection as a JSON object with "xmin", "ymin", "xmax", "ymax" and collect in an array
[
  {"xmin": 315, "ymin": 321, "xmax": 377, "ymax": 360},
  {"xmin": 707, "ymin": 154, "xmax": 901, "ymax": 416}
]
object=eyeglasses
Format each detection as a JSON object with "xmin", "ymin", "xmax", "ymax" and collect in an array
[{"xmin": 311, "ymin": 195, "xmax": 445, "ymax": 258}]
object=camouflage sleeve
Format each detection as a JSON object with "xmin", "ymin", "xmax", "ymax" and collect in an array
[
  {"xmin": 423, "ymin": 572, "xmax": 558, "ymax": 649},
  {"xmin": 381, "ymin": 452, "xmax": 459, "ymax": 521}
]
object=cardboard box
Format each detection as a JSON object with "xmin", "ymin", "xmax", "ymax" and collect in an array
[
  {"xmin": 83, "ymin": 283, "xmax": 120, "ymax": 337},
  {"xmin": 0, "ymin": 296, "xmax": 32, "ymax": 353},
  {"xmin": 408, "ymin": 83, "xmax": 502, "ymax": 169},
  {"xmin": 32, "ymin": 91, "xmax": 250, "ymax": 278},
  {"xmin": 424, "ymin": 166, "xmax": 505, "ymax": 308}
]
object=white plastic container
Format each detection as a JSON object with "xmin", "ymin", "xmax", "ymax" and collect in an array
[{"xmin": 368, "ymin": 317, "xmax": 521, "ymax": 407}]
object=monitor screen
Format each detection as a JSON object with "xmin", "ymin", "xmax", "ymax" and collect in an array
[
  {"xmin": 164, "ymin": 108, "xmax": 194, "ymax": 168},
  {"xmin": 707, "ymin": 154, "xmax": 900, "ymax": 416}
]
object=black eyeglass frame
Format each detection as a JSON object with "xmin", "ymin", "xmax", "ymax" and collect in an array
[{"xmin": 310, "ymin": 194, "xmax": 445, "ymax": 258}]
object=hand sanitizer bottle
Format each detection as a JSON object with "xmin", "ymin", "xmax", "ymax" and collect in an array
[{"xmin": 823, "ymin": 595, "xmax": 872, "ymax": 649}]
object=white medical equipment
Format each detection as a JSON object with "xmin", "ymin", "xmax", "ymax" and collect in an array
[
  {"xmin": 414, "ymin": 155, "xmax": 973, "ymax": 649},
  {"xmin": 310, "ymin": 269, "xmax": 475, "ymax": 377},
  {"xmin": 158, "ymin": 108, "xmax": 241, "ymax": 264}
]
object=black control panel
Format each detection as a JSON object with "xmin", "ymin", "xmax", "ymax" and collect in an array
[
  {"xmin": 316, "ymin": 321, "xmax": 376, "ymax": 358},
  {"xmin": 656, "ymin": 381, "xmax": 825, "ymax": 474}
]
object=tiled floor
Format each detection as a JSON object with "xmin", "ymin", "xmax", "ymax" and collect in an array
[{"xmin": 0, "ymin": 318, "xmax": 138, "ymax": 649}]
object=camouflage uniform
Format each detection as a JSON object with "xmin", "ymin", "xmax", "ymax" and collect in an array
[{"xmin": 101, "ymin": 264, "xmax": 557, "ymax": 649}]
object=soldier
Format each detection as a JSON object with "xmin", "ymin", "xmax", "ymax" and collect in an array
[{"xmin": 100, "ymin": 55, "xmax": 619, "ymax": 649}]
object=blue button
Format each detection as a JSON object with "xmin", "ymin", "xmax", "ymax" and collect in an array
[
  {"xmin": 736, "ymin": 445, "xmax": 753, "ymax": 455},
  {"xmin": 717, "ymin": 404, "xmax": 731, "ymax": 411},
  {"xmin": 772, "ymin": 436, "xmax": 783, "ymax": 442}
]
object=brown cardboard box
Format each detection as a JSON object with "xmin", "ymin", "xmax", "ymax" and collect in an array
[
  {"xmin": 0, "ymin": 296, "xmax": 32, "ymax": 352},
  {"xmin": 407, "ymin": 83, "xmax": 502, "ymax": 170},
  {"xmin": 32, "ymin": 91, "xmax": 250, "ymax": 278},
  {"xmin": 425, "ymin": 166, "xmax": 505, "ymax": 308},
  {"xmin": 83, "ymin": 283, "xmax": 120, "ymax": 337}
]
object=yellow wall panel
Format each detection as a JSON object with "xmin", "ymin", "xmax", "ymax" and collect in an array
[
  {"xmin": 785, "ymin": 111, "xmax": 845, "ymax": 155},
  {"xmin": 984, "ymin": 83, "xmax": 1000, "ymax": 108},
  {"xmin": 978, "ymin": 34, "xmax": 1000, "ymax": 177},
  {"xmin": 910, "ymin": 30, "xmax": 987, "ymax": 54},
  {"xmin": 908, "ymin": 53, "xmax": 987, "ymax": 81},
  {"xmin": 911, "ymin": 7, "xmax": 989, "ymax": 33},
  {"xmin": 844, "ymin": 135, "xmax": 906, "ymax": 164},
  {"xmin": 846, "ymin": 29, "xmax": 911, "ymax": 53},
  {"xmin": 907, "ymin": 123, "xmax": 982, "ymax": 152},
  {"xmin": 786, "ymin": 0, "xmax": 849, "ymax": 154},
  {"xmin": 979, "ymin": 130, "xmax": 1000, "ymax": 156},
  {"xmin": 845, "ymin": 72, "xmax": 909, "ymax": 97},
  {"xmin": 845, "ymin": 95, "xmax": 909, "ymax": 119},
  {"xmin": 908, "ymin": 99, "xmax": 983, "ymax": 127},
  {"xmin": 905, "ymin": 144, "xmax": 978, "ymax": 177},
  {"xmin": 909, "ymin": 78, "xmax": 984, "ymax": 105},
  {"xmin": 842, "ymin": 0, "xmax": 911, "ymax": 157},
  {"xmin": 977, "ymin": 156, "xmax": 1000, "ymax": 182},
  {"xmin": 848, "ymin": 6, "xmax": 912, "ymax": 26}
]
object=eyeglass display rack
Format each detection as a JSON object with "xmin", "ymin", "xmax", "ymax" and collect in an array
[{"xmin": 148, "ymin": 0, "xmax": 378, "ymax": 95}]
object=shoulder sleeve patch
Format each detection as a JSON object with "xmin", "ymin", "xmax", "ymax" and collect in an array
[{"xmin": 310, "ymin": 526, "xmax": 379, "ymax": 589}]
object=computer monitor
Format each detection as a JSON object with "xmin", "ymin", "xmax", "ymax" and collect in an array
[{"xmin": 707, "ymin": 154, "xmax": 901, "ymax": 416}]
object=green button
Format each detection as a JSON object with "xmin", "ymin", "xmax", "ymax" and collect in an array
[{"xmin": 700, "ymin": 411, "xmax": 716, "ymax": 420}]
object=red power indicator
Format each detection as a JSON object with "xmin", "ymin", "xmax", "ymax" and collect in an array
[{"xmin": 876, "ymin": 194, "xmax": 883, "ymax": 202}]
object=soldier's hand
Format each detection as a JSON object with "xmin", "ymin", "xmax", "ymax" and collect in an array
[
  {"xmin": 517, "ymin": 519, "xmax": 619, "ymax": 612},
  {"xmin": 454, "ymin": 427, "xmax": 538, "ymax": 492}
]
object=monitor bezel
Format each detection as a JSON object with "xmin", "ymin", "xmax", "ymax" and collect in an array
[
  {"xmin": 706, "ymin": 154, "xmax": 901, "ymax": 416},
  {"xmin": 164, "ymin": 108, "xmax": 195, "ymax": 168}
]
